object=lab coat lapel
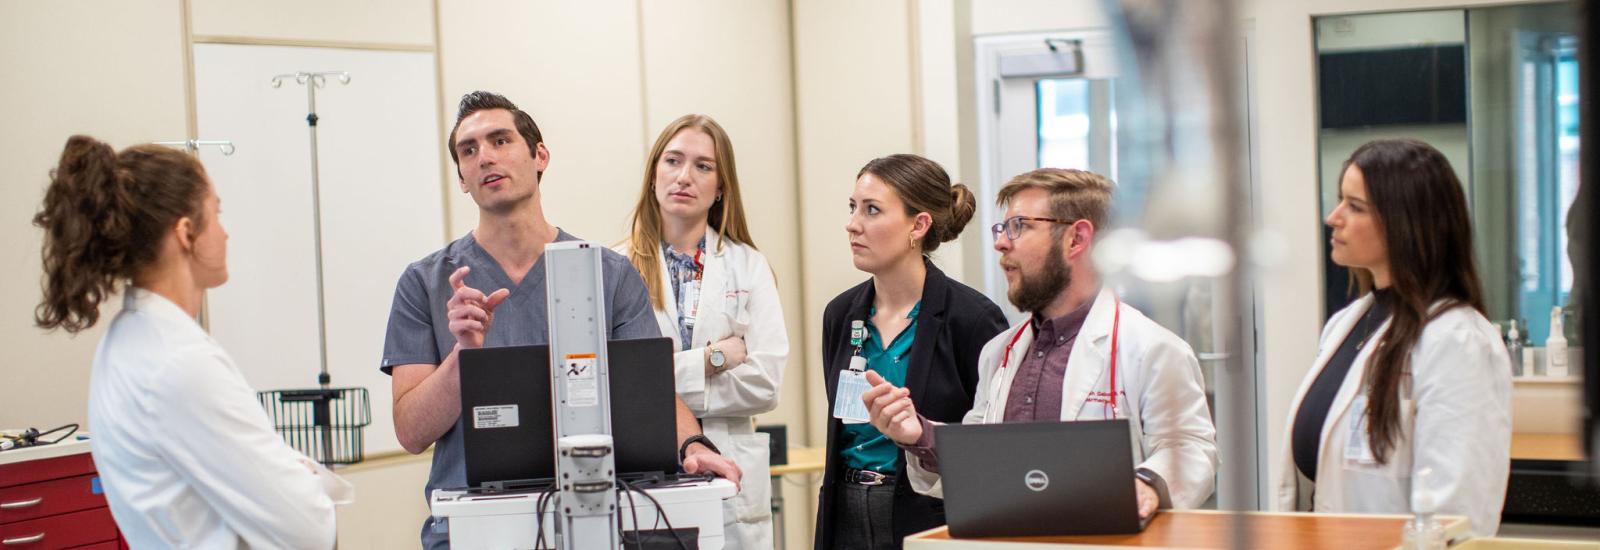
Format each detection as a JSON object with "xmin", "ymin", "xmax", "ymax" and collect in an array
[
  {"xmin": 1301, "ymin": 294, "xmax": 1386, "ymax": 482},
  {"xmin": 985, "ymin": 322, "xmax": 1032, "ymax": 423},
  {"xmin": 1060, "ymin": 289, "xmax": 1117, "ymax": 421},
  {"xmin": 689, "ymin": 229, "xmax": 726, "ymax": 346},
  {"xmin": 1277, "ymin": 293, "xmax": 1370, "ymax": 506}
]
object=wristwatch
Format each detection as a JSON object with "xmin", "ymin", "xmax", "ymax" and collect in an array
[
  {"xmin": 708, "ymin": 346, "xmax": 726, "ymax": 371},
  {"xmin": 679, "ymin": 434, "xmax": 722, "ymax": 462}
]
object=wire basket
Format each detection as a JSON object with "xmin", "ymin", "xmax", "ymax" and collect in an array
[{"xmin": 257, "ymin": 387, "xmax": 371, "ymax": 466}]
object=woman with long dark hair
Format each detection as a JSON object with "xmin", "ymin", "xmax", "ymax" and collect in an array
[
  {"xmin": 1276, "ymin": 138, "xmax": 1511, "ymax": 536},
  {"xmin": 35, "ymin": 136, "xmax": 347, "ymax": 548}
]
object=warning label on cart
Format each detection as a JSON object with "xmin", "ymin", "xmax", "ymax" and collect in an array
[
  {"xmin": 564, "ymin": 353, "xmax": 599, "ymax": 407},
  {"xmin": 472, "ymin": 405, "xmax": 520, "ymax": 429}
]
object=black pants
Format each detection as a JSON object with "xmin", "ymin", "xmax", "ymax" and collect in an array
[{"xmin": 833, "ymin": 481, "xmax": 898, "ymax": 550}]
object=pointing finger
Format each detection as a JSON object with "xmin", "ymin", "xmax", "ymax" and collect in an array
[
  {"xmin": 484, "ymin": 288, "xmax": 511, "ymax": 311},
  {"xmin": 449, "ymin": 266, "xmax": 471, "ymax": 291}
]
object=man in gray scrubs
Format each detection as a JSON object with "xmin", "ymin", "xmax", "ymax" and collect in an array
[{"xmin": 382, "ymin": 91, "xmax": 742, "ymax": 549}]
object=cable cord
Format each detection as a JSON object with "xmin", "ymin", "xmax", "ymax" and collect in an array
[
  {"xmin": 534, "ymin": 487, "xmax": 557, "ymax": 550},
  {"xmin": 0, "ymin": 424, "xmax": 78, "ymax": 451},
  {"xmin": 619, "ymin": 478, "xmax": 692, "ymax": 550}
]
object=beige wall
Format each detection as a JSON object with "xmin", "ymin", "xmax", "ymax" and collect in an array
[
  {"xmin": 189, "ymin": 0, "xmax": 435, "ymax": 46},
  {"xmin": 0, "ymin": 0, "xmax": 189, "ymax": 435},
  {"xmin": 335, "ymin": 454, "xmax": 435, "ymax": 549}
]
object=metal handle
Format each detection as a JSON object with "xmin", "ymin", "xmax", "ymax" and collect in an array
[
  {"xmin": 1198, "ymin": 352, "xmax": 1233, "ymax": 362},
  {"xmin": 1, "ymin": 533, "xmax": 44, "ymax": 545},
  {"xmin": 0, "ymin": 497, "xmax": 41, "ymax": 509}
]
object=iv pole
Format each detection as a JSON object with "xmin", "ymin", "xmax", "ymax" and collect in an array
[
  {"xmin": 270, "ymin": 70, "xmax": 350, "ymax": 391},
  {"xmin": 271, "ymin": 71, "xmax": 351, "ymax": 466},
  {"xmin": 154, "ymin": 140, "xmax": 237, "ymax": 156}
]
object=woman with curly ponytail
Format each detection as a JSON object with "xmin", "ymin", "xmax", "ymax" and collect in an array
[{"xmin": 35, "ymin": 136, "xmax": 343, "ymax": 548}]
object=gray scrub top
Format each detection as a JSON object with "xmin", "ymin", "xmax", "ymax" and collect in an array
[{"xmin": 380, "ymin": 229, "xmax": 660, "ymax": 550}]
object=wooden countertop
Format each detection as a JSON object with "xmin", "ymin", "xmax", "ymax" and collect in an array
[
  {"xmin": 771, "ymin": 446, "xmax": 826, "ymax": 476},
  {"xmin": 1511, "ymin": 433, "xmax": 1587, "ymax": 462},
  {"xmin": 906, "ymin": 510, "xmax": 1469, "ymax": 549}
]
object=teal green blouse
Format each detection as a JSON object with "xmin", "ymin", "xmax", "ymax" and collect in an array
[{"xmin": 838, "ymin": 301, "xmax": 921, "ymax": 473}]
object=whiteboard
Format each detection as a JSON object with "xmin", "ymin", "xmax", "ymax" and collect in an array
[{"xmin": 194, "ymin": 44, "xmax": 446, "ymax": 457}]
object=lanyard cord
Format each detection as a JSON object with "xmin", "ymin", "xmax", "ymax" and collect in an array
[{"xmin": 998, "ymin": 295, "xmax": 1123, "ymax": 413}]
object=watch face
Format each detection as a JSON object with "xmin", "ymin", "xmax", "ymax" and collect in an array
[{"xmin": 711, "ymin": 349, "xmax": 725, "ymax": 367}]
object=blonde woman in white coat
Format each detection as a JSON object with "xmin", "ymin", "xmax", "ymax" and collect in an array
[
  {"xmin": 1277, "ymin": 139, "xmax": 1511, "ymax": 537},
  {"xmin": 623, "ymin": 114, "xmax": 789, "ymax": 548}
]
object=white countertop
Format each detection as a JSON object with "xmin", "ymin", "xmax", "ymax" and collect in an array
[{"xmin": 0, "ymin": 432, "xmax": 93, "ymax": 467}]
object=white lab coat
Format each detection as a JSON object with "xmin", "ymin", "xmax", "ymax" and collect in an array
[
  {"xmin": 1275, "ymin": 293, "xmax": 1512, "ymax": 537},
  {"xmin": 906, "ymin": 289, "xmax": 1219, "ymax": 508},
  {"xmin": 620, "ymin": 229, "xmax": 789, "ymax": 549},
  {"xmin": 88, "ymin": 288, "xmax": 352, "ymax": 550}
]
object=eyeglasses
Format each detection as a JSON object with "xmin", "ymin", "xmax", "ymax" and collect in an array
[{"xmin": 990, "ymin": 215, "xmax": 1076, "ymax": 241}]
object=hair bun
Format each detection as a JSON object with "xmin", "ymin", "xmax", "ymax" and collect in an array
[{"xmin": 943, "ymin": 183, "xmax": 977, "ymax": 242}]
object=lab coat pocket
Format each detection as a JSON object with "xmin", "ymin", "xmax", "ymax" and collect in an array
[{"xmin": 728, "ymin": 432, "xmax": 773, "ymax": 523}]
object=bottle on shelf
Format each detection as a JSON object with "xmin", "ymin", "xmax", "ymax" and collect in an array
[
  {"xmin": 1547, "ymin": 306, "xmax": 1569, "ymax": 377},
  {"xmin": 1401, "ymin": 468, "xmax": 1446, "ymax": 550}
]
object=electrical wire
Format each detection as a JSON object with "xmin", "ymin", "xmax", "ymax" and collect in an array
[
  {"xmin": 0, "ymin": 424, "xmax": 78, "ymax": 452},
  {"xmin": 534, "ymin": 487, "xmax": 557, "ymax": 550},
  {"xmin": 619, "ymin": 478, "xmax": 692, "ymax": 550},
  {"xmin": 616, "ymin": 481, "xmax": 642, "ymax": 546}
]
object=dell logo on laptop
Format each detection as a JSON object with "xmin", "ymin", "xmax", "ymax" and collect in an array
[{"xmin": 1024, "ymin": 469, "xmax": 1049, "ymax": 492}]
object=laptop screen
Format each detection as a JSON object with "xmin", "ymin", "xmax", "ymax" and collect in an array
[
  {"xmin": 458, "ymin": 337, "xmax": 679, "ymax": 487},
  {"xmin": 936, "ymin": 419, "xmax": 1143, "ymax": 537}
]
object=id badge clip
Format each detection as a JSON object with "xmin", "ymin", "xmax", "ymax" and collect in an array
[
  {"xmin": 1344, "ymin": 394, "xmax": 1378, "ymax": 465},
  {"xmin": 834, "ymin": 321, "xmax": 871, "ymax": 424}
]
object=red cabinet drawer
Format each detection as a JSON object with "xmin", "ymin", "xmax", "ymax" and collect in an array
[
  {"xmin": 0, "ymin": 474, "xmax": 107, "ymax": 524},
  {"xmin": 0, "ymin": 454, "xmax": 95, "ymax": 489},
  {"xmin": 67, "ymin": 542, "xmax": 118, "ymax": 550},
  {"xmin": 0, "ymin": 507, "xmax": 117, "ymax": 548}
]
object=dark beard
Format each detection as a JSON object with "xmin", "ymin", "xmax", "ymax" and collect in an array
[{"xmin": 1007, "ymin": 237, "xmax": 1071, "ymax": 314}]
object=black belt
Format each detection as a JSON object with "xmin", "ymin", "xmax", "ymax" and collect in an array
[{"xmin": 842, "ymin": 467, "xmax": 896, "ymax": 486}]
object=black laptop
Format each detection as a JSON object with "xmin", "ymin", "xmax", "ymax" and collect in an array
[
  {"xmin": 458, "ymin": 337, "xmax": 679, "ymax": 488},
  {"xmin": 936, "ymin": 419, "xmax": 1151, "ymax": 538}
]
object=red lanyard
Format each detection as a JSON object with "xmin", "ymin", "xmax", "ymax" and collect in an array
[
  {"xmin": 999, "ymin": 296, "xmax": 1122, "ymax": 413},
  {"xmin": 691, "ymin": 248, "xmax": 704, "ymax": 281}
]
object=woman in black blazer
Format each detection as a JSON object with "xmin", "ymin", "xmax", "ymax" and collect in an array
[{"xmin": 814, "ymin": 155, "xmax": 1008, "ymax": 550}]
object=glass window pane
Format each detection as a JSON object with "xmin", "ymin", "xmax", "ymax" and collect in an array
[{"xmin": 1037, "ymin": 78, "xmax": 1092, "ymax": 169}]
